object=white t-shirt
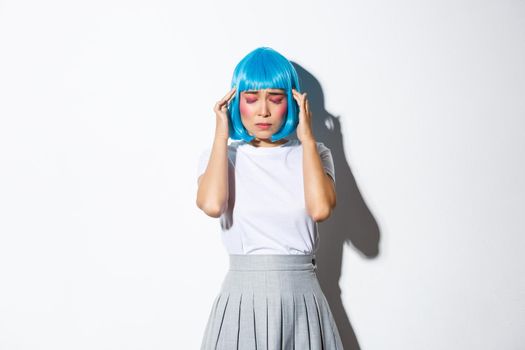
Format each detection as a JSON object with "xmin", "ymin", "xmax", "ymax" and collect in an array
[{"xmin": 196, "ymin": 138, "xmax": 336, "ymax": 255}]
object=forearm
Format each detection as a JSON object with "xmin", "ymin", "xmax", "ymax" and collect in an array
[
  {"xmin": 196, "ymin": 132, "xmax": 229, "ymax": 218},
  {"xmin": 302, "ymin": 138, "xmax": 336, "ymax": 222}
]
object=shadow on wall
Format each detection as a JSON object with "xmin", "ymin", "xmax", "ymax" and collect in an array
[{"xmin": 291, "ymin": 62, "xmax": 382, "ymax": 350}]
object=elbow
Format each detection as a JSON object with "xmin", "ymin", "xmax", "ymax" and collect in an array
[
  {"xmin": 196, "ymin": 198, "xmax": 226, "ymax": 218},
  {"xmin": 309, "ymin": 195, "xmax": 336, "ymax": 222},
  {"xmin": 203, "ymin": 206, "xmax": 224, "ymax": 218},
  {"xmin": 310, "ymin": 206, "xmax": 333, "ymax": 223}
]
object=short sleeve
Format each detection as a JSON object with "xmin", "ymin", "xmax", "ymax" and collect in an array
[
  {"xmin": 196, "ymin": 147, "xmax": 212, "ymax": 183},
  {"xmin": 196, "ymin": 146, "xmax": 235, "ymax": 184},
  {"xmin": 316, "ymin": 142, "xmax": 336, "ymax": 185}
]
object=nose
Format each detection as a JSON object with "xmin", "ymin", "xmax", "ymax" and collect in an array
[{"xmin": 258, "ymin": 100, "xmax": 270, "ymax": 117}]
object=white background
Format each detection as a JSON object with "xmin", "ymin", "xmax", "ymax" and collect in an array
[{"xmin": 1, "ymin": 0, "xmax": 524, "ymax": 349}]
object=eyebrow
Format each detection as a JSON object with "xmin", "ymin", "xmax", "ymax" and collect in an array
[{"xmin": 243, "ymin": 90, "xmax": 286, "ymax": 96}]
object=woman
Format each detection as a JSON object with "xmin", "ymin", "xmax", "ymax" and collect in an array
[{"xmin": 196, "ymin": 47, "xmax": 343, "ymax": 349}]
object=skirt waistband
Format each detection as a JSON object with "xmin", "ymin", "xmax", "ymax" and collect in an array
[{"xmin": 228, "ymin": 254, "xmax": 316, "ymax": 271}]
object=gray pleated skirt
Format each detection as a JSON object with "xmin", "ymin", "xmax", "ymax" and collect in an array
[{"xmin": 200, "ymin": 254, "xmax": 344, "ymax": 350}]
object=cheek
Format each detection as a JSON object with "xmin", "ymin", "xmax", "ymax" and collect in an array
[
  {"xmin": 239, "ymin": 99, "xmax": 255, "ymax": 117},
  {"xmin": 239, "ymin": 102, "xmax": 249, "ymax": 117},
  {"xmin": 274, "ymin": 100, "xmax": 288, "ymax": 119}
]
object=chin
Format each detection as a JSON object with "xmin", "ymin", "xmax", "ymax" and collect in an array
[
  {"xmin": 253, "ymin": 133, "xmax": 275, "ymax": 139},
  {"xmin": 250, "ymin": 130, "xmax": 273, "ymax": 137}
]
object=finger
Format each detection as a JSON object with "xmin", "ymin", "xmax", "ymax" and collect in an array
[
  {"xmin": 292, "ymin": 90, "xmax": 307, "ymax": 105},
  {"xmin": 227, "ymin": 89, "xmax": 237, "ymax": 103},
  {"xmin": 219, "ymin": 87, "xmax": 237, "ymax": 104},
  {"xmin": 214, "ymin": 103, "xmax": 223, "ymax": 114},
  {"xmin": 292, "ymin": 90, "xmax": 304, "ymax": 104},
  {"xmin": 215, "ymin": 90, "xmax": 234, "ymax": 111},
  {"xmin": 306, "ymin": 99, "xmax": 311, "ymax": 115},
  {"xmin": 227, "ymin": 86, "xmax": 237, "ymax": 99},
  {"xmin": 214, "ymin": 101, "xmax": 226, "ymax": 112},
  {"xmin": 217, "ymin": 94, "xmax": 234, "ymax": 109}
]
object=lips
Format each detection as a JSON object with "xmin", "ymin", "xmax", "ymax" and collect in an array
[{"xmin": 255, "ymin": 123, "xmax": 272, "ymax": 130}]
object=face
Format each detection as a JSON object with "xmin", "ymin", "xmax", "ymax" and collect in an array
[{"xmin": 239, "ymin": 88, "xmax": 288, "ymax": 139}]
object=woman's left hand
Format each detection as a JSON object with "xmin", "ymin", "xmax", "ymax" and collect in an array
[{"xmin": 292, "ymin": 88, "xmax": 315, "ymax": 143}]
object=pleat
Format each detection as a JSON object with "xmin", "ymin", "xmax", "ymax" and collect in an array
[
  {"xmin": 326, "ymin": 302, "xmax": 344, "ymax": 350},
  {"xmin": 217, "ymin": 292, "xmax": 242, "ymax": 349},
  {"xmin": 201, "ymin": 294, "xmax": 222, "ymax": 350},
  {"xmin": 253, "ymin": 293, "xmax": 268, "ymax": 350},
  {"xmin": 267, "ymin": 294, "xmax": 282, "ymax": 350},
  {"xmin": 238, "ymin": 292, "xmax": 257, "ymax": 350},
  {"xmin": 294, "ymin": 294, "xmax": 310, "ymax": 349},
  {"xmin": 313, "ymin": 293, "xmax": 332, "ymax": 349},
  {"xmin": 280, "ymin": 293, "xmax": 295, "ymax": 349},
  {"xmin": 303, "ymin": 293, "xmax": 323, "ymax": 350},
  {"xmin": 313, "ymin": 293, "xmax": 344, "ymax": 350},
  {"xmin": 209, "ymin": 292, "xmax": 230, "ymax": 350},
  {"xmin": 201, "ymin": 256, "xmax": 344, "ymax": 350},
  {"xmin": 312, "ymin": 293, "xmax": 326, "ymax": 350}
]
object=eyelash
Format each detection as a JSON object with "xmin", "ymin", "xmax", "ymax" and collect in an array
[{"xmin": 246, "ymin": 99, "xmax": 283, "ymax": 104}]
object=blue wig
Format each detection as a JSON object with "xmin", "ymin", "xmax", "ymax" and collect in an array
[{"xmin": 227, "ymin": 47, "xmax": 301, "ymax": 142}]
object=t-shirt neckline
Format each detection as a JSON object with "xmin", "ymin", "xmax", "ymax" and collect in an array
[{"xmin": 239, "ymin": 139, "xmax": 297, "ymax": 154}]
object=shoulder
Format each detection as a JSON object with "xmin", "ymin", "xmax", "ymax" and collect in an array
[
  {"xmin": 297, "ymin": 140, "xmax": 331, "ymax": 153},
  {"xmin": 228, "ymin": 140, "xmax": 243, "ymax": 152},
  {"xmin": 198, "ymin": 141, "xmax": 242, "ymax": 155}
]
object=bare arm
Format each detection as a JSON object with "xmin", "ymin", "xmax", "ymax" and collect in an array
[
  {"xmin": 302, "ymin": 138, "xmax": 336, "ymax": 222},
  {"xmin": 292, "ymin": 88, "xmax": 336, "ymax": 222},
  {"xmin": 196, "ymin": 87, "xmax": 236, "ymax": 218},
  {"xmin": 196, "ymin": 135, "xmax": 229, "ymax": 218}
]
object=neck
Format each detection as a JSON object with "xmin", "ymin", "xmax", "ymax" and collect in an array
[{"xmin": 249, "ymin": 137, "xmax": 289, "ymax": 148}]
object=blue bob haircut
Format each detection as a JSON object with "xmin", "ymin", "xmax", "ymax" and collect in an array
[{"xmin": 227, "ymin": 47, "xmax": 301, "ymax": 142}]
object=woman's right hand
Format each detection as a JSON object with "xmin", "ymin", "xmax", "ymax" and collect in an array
[{"xmin": 214, "ymin": 87, "xmax": 237, "ymax": 141}]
